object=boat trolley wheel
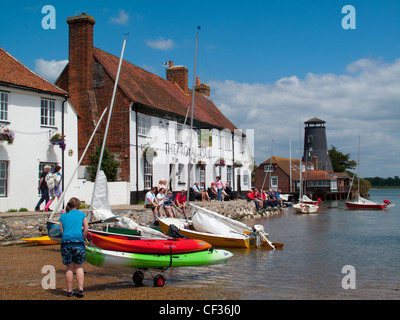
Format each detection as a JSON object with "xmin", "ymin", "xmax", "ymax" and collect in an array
[
  {"xmin": 132, "ymin": 270, "xmax": 144, "ymax": 286},
  {"xmin": 153, "ymin": 274, "xmax": 165, "ymax": 287}
]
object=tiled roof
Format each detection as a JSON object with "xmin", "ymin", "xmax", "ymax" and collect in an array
[
  {"xmin": 93, "ymin": 47, "xmax": 237, "ymax": 131},
  {"xmin": 260, "ymin": 156, "xmax": 337, "ymax": 180},
  {"xmin": 0, "ymin": 47, "xmax": 68, "ymax": 96}
]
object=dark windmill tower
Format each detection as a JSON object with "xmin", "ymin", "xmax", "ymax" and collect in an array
[{"xmin": 302, "ymin": 117, "xmax": 333, "ymax": 171}]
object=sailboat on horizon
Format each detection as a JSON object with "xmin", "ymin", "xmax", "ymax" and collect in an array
[{"xmin": 345, "ymin": 135, "xmax": 394, "ymax": 210}]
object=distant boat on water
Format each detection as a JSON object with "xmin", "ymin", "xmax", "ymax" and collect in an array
[{"xmin": 345, "ymin": 135, "xmax": 394, "ymax": 210}]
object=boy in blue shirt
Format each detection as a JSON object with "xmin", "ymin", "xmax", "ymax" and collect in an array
[{"xmin": 59, "ymin": 197, "xmax": 88, "ymax": 297}]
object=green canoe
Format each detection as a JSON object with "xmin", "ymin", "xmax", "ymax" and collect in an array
[{"xmin": 85, "ymin": 246, "xmax": 233, "ymax": 269}]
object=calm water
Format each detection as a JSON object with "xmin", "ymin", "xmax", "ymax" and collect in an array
[{"xmin": 163, "ymin": 189, "xmax": 400, "ymax": 299}]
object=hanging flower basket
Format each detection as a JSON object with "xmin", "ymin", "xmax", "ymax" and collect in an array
[
  {"xmin": 0, "ymin": 127, "xmax": 15, "ymax": 145},
  {"xmin": 215, "ymin": 158, "xmax": 226, "ymax": 167},
  {"xmin": 142, "ymin": 146, "xmax": 158, "ymax": 159},
  {"xmin": 196, "ymin": 160, "xmax": 207, "ymax": 168},
  {"xmin": 50, "ymin": 133, "xmax": 66, "ymax": 151},
  {"xmin": 233, "ymin": 161, "xmax": 243, "ymax": 168}
]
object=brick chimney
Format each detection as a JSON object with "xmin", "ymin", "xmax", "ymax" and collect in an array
[
  {"xmin": 66, "ymin": 13, "xmax": 95, "ymax": 107},
  {"xmin": 66, "ymin": 13, "xmax": 96, "ymax": 162},
  {"xmin": 166, "ymin": 61, "xmax": 188, "ymax": 93},
  {"xmin": 195, "ymin": 77, "xmax": 210, "ymax": 97}
]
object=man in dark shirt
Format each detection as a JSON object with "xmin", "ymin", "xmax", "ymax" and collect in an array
[{"xmin": 34, "ymin": 165, "xmax": 51, "ymax": 212}]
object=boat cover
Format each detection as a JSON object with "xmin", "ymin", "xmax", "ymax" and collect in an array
[{"xmin": 190, "ymin": 204, "xmax": 250, "ymax": 238}]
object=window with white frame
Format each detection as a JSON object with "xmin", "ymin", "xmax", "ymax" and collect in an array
[
  {"xmin": 176, "ymin": 124, "xmax": 182, "ymax": 142},
  {"xmin": 199, "ymin": 166, "xmax": 205, "ymax": 189},
  {"xmin": 224, "ymin": 132, "xmax": 231, "ymax": 151},
  {"xmin": 144, "ymin": 159, "xmax": 152, "ymax": 190},
  {"xmin": 0, "ymin": 91, "xmax": 9, "ymax": 121},
  {"xmin": 178, "ymin": 164, "xmax": 185, "ymax": 184},
  {"xmin": 227, "ymin": 165, "xmax": 232, "ymax": 186},
  {"xmin": 41, "ymin": 98, "xmax": 55, "ymax": 126},
  {"xmin": 138, "ymin": 114, "xmax": 151, "ymax": 136},
  {"xmin": 0, "ymin": 161, "xmax": 8, "ymax": 197},
  {"xmin": 243, "ymin": 173, "xmax": 249, "ymax": 186},
  {"xmin": 264, "ymin": 164, "xmax": 274, "ymax": 172}
]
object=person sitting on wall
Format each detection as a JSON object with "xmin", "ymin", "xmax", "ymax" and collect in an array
[
  {"xmin": 162, "ymin": 189, "xmax": 176, "ymax": 218},
  {"xmin": 192, "ymin": 182, "xmax": 210, "ymax": 201},
  {"xmin": 275, "ymin": 190, "xmax": 284, "ymax": 207},
  {"xmin": 145, "ymin": 187, "xmax": 162, "ymax": 221},
  {"xmin": 175, "ymin": 189, "xmax": 188, "ymax": 218},
  {"xmin": 261, "ymin": 189, "xmax": 274, "ymax": 208},
  {"xmin": 247, "ymin": 188, "xmax": 263, "ymax": 211},
  {"xmin": 224, "ymin": 182, "xmax": 236, "ymax": 200},
  {"xmin": 208, "ymin": 182, "xmax": 218, "ymax": 200},
  {"xmin": 268, "ymin": 190, "xmax": 278, "ymax": 207}
]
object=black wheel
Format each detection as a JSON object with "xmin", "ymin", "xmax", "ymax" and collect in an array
[
  {"xmin": 153, "ymin": 274, "xmax": 165, "ymax": 287},
  {"xmin": 132, "ymin": 270, "xmax": 144, "ymax": 286}
]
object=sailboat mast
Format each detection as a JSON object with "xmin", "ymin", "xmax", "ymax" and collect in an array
[
  {"xmin": 357, "ymin": 134, "xmax": 360, "ymax": 199},
  {"xmin": 88, "ymin": 39, "xmax": 127, "ymax": 221},
  {"xmin": 186, "ymin": 27, "xmax": 200, "ymax": 213}
]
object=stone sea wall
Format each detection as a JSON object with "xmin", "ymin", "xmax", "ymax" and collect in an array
[{"xmin": 0, "ymin": 200, "xmax": 284, "ymax": 243}]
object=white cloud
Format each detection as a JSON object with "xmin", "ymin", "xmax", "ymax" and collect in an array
[
  {"xmin": 210, "ymin": 57, "xmax": 400, "ymax": 178},
  {"xmin": 34, "ymin": 58, "xmax": 68, "ymax": 82},
  {"xmin": 109, "ymin": 9, "xmax": 130, "ymax": 26},
  {"xmin": 146, "ymin": 37, "xmax": 175, "ymax": 51}
]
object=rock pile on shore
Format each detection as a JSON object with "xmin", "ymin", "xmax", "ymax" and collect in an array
[{"xmin": 191, "ymin": 200, "xmax": 284, "ymax": 220}]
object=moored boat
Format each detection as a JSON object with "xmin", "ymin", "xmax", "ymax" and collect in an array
[
  {"xmin": 158, "ymin": 204, "xmax": 283, "ymax": 250},
  {"xmin": 345, "ymin": 196, "xmax": 388, "ymax": 210},
  {"xmin": 159, "ymin": 217, "xmax": 254, "ymax": 249},
  {"xmin": 86, "ymin": 231, "xmax": 212, "ymax": 254}
]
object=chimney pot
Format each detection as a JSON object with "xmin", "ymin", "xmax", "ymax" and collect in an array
[
  {"xmin": 169, "ymin": 61, "xmax": 173, "ymax": 68},
  {"xmin": 196, "ymin": 77, "xmax": 201, "ymax": 86}
]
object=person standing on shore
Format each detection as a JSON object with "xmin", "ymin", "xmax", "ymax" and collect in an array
[
  {"xmin": 59, "ymin": 197, "xmax": 88, "ymax": 298},
  {"xmin": 215, "ymin": 176, "xmax": 225, "ymax": 201},
  {"xmin": 44, "ymin": 165, "xmax": 62, "ymax": 212},
  {"xmin": 34, "ymin": 165, "xmax": 51, "ymax": 212}
]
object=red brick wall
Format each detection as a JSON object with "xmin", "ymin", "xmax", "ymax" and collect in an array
[{"xmin": 254, "ymin": 166, "xmax": 292, "ymax": 193}]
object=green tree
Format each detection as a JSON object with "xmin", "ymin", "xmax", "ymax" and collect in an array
[
  {"xmin": 328, "ymin": 145, "xmax": 357, "ymax": 173},
  {"xmin": 88, "ymin": 146, "xmax": 119, "ymax": 182}
]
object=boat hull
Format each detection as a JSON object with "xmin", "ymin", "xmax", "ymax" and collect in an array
[
  {"xmin": 85, "ymin": 246, "xmax": 233, "ymax": 269},
  {"xmin": 345, "ymin": 202, "xmax": 385, "ymax": 210},
  {"xmin": 159, "ymin": 218, "xmax": 252, "ymax": 249},
  {"xmin": 87, "ymin": 231, "xmax": 212, "ymax": 254}
]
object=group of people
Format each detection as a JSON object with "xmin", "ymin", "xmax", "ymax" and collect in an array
[
  {"xmin": 144, "ymin": 180, "xmax": 188, "ymax": 222},
  {"xmin": 35, "ymin": 165, "xmax": 63, "ymax": 212},
  {"xmin": 192, "ymin": 176, "xmax": 236, "ymax": 202},
  {"xmin": 247, "ymin": 188, "xmax": 284, "ymax": 211}
]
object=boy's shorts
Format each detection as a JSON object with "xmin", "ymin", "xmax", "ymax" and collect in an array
[{"xmin": 61, "ymin": 240, "xmax": 85, "ymax": 265}]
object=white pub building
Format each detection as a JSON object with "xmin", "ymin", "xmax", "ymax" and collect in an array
[{"xmin": 0, "ymin": 47, "xmax": 78, "ymax": 212}]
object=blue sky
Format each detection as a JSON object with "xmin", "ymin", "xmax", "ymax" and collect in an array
[{"xmin": 1, "ymin": 0, "xmax": 399, "ymax": 177}]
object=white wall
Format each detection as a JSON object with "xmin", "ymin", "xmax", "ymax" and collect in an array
[
  {"xmin": 0, "ymin": 86, "xmax": 78, "ymax": 212},
  {"xmin": 129, "ymin": 111, "xmax": 254, "ymax": 194}
]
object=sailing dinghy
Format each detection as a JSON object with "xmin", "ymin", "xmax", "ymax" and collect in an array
[
  {"xmin": 345, "ymin": 136, "xmax": 394, "ymax": 210},
  {"xmin": 86, "ymin": 231, "xmax": 212, "ymax": 254},
  {"xmin": 158, "ymin": 204, "xmax": 283, "ymax": 250}
]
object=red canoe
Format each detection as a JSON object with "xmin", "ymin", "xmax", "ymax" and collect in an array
[{"xmin": 86, "ymin": 232, "xmax": 212, "ymax": 254}]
